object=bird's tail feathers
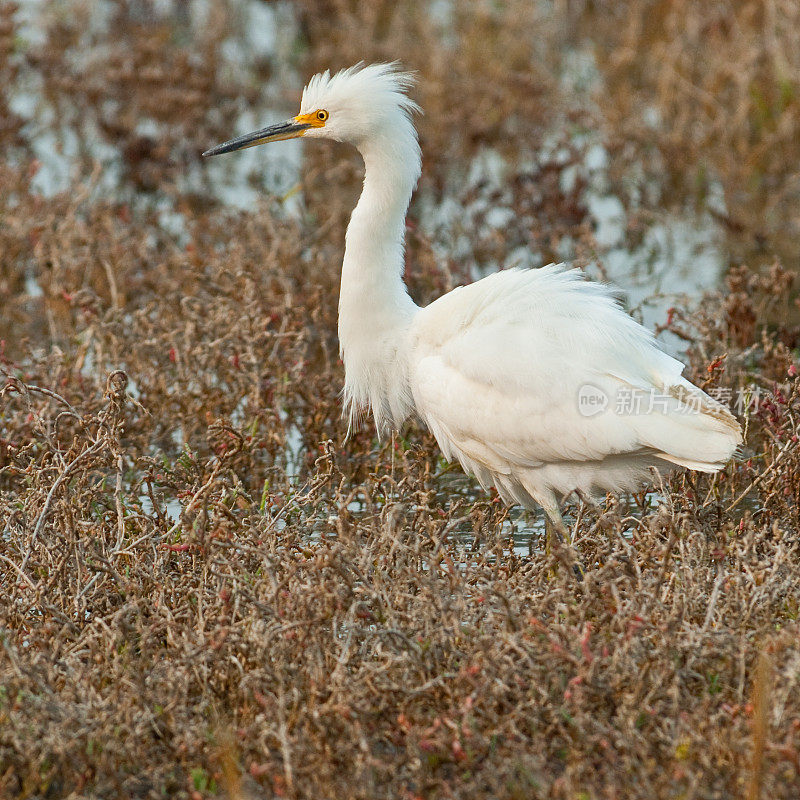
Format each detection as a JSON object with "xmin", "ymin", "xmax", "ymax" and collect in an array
[
  {"xmin": 639, "ymin": 383, "xmax": 742, "ymax": 473},
  {"xmin": 654, "ymin": 453, "xmax": 729, "ymax": 473}
]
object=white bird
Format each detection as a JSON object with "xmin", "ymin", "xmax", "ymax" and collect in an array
[{"xmin": 204, "ymin": 63, "xmax": 741, "ymax": 553}]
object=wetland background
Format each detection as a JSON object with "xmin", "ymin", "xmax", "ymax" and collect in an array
[{"xmin": 1, "ymin": 1, "xmax": 800, "ymax": 798}]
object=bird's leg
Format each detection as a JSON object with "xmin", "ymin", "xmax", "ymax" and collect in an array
[
  {"xmin": 543, "ymin": 515, "xmax": 560, "ymax": 557},
  {"xmin": 575, "ymin": 488, "xmax": 598, "ymax": 509},
  {"xmin": 574, "ymin": 489, "xmax": 600, "ymax": 536},
  {"xmin": 538, "ymin": 495, "xmax": 584, "ymax": 582},
  {"xmin": 544, "ymin": 509, "xmax": 571, "ymax": 546},
  {"xmin": 538, "ymin": 492, "xmax": 572, "ymax": 544}
]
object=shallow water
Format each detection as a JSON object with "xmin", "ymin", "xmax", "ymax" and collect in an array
[{"xmin": 9, "ymin": 0, "xmax": 304, "ymax": 219}]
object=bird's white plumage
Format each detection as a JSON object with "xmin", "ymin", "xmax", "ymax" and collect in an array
[
  {"xmin": 211, "ymin": 63, "xmax": 742, "ymax": 526},
  {"xmin": 408, "ymin": 264, "xmax": 740, "ymax": 507},
  {"xmin": 306, "ymin": 63, "xmax": 740, "ymax": 514}
]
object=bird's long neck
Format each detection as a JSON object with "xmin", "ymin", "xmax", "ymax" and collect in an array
[{"xmin": 338, "ymin": 128, "xmax": 421, "ymax": 432}]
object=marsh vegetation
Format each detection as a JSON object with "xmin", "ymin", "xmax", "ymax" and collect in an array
[{"xmin": 1, "ymin": 1, "xmax": 799, "ymax": 797}]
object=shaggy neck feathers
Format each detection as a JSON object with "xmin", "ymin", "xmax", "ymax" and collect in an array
[{"xmin": 338, "ymin": 123, "xmax": 421, "ymax": 433}]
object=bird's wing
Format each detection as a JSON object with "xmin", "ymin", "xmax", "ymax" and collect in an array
[{"xmin": 407, "ymin": 265, "xmax": 739, "ymax": 475}]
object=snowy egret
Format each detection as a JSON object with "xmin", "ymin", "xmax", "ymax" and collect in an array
[{"xmin": 204, "ymin": 63, "xmax": 741, "ymax": 551}]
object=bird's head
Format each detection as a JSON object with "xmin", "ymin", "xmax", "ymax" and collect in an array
[{"xmin": 203, "ymin": 62, "xmax": 420, "ymax": 158}]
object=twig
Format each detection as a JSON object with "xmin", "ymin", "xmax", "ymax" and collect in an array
[
  {"xmin": 0, "ymin": 553, "xmax": 37, "ymax": 590},
  {"xmin": 701, "ymin": 569, "xmax": 725, "ymax": 634},
  {"xmin": 21, "ymin": 441, "xmax": 105, "ymax": 573},
  {"xmin": 114, "ymin": 455, "xmax": 125, "ymax": 550},
  {"xmin": 727, "ymin": 436, "xmax": 795, "ymax": 513},
  {"xmin": 162, "ymin": 461, "xmax": 224, "ymax": 538},
  {"xmin": 1, "ymin": 377, "xmax": 80, "ymax": 417}
]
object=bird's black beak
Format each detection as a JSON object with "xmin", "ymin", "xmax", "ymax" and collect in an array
[{"xmin": 202, "ymin": 119, "xmax": 311, "ymax": 157}]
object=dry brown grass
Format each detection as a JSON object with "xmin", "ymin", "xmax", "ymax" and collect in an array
[{"xmin": 1, "ymin": 1, "xmax": 800, "ymax": 798}]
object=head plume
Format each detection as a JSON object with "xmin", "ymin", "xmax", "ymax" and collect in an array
[{"xmin": 299, "ymin": 62, "xmax": 420, "ymax": 147}]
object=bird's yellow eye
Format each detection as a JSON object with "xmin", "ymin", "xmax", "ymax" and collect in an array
[{"xmin": 293, "ymin": 109, "xmax": 328, "ymax": 128}]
